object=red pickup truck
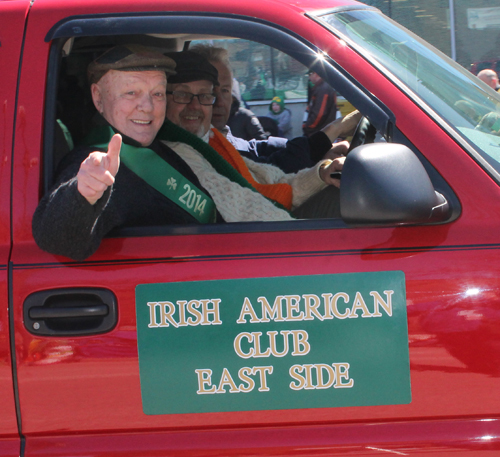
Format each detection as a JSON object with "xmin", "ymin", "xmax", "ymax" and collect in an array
[{"xmin": 2, "ymin": 0, "xmax": 500, "ymax": 455}]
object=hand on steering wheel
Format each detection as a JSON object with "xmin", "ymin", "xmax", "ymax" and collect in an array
[{"xmin": 347, "ymin": 116, "xmax": 377, "ymax": 153}]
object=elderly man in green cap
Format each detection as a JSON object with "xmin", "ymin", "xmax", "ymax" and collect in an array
[{"xmin": 33, "ymin": 45, "xmax": 221, "ymax": 261}]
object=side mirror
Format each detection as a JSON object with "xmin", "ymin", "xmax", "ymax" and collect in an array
[{"xmin": 340, "ymin": 143, "xmax": 449, "ymax": 224}]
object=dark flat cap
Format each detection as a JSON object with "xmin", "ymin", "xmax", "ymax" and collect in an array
[
  {"xmin": 165, "ymin": 51, "xmax": 219, "ymax": 86},
  {"xmin": 88, "ymin": 44, "xmax": 176, "ymax": 84}
]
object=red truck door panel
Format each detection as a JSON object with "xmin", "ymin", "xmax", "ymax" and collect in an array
[
  {"xmin": 0, "ymin": 1, "xmax": 30, "ymax": 455},
  {"xmin": 10, "ymin": 1, "xmax": 500, "ymax": 455}
]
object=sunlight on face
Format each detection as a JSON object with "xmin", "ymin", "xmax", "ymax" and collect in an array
[
  {"xmin": 211, "ymin": 61, "xmax": 233, "ymax": 131},
  {"xmin": 92, "ymin": 70, "xmax": 167, "ymax": 146}
]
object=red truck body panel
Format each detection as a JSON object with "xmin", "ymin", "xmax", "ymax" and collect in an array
[
  {"xmin": 3, "ymin": 0, "xmax": 500, "ymax": 455},
  {"xmin": 0, "ymin": 1, "xmax": 31, "ymax": 455}
]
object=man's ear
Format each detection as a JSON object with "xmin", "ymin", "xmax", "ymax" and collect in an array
[{"xmin": 91, "ymin": 83, "xmax": 103, "ymax": 113}]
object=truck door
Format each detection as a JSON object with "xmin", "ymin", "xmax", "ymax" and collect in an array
[
  {"xmin": 10, "ymin": 4, "xmax": 500, "ymax": 456},
  {"xmin": 0, "ymin": 1, "xmax": 31, "ymax": 456}
]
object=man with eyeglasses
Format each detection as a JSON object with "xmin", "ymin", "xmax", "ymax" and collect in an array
[
  {"xmin": 164, "ymin": 51, "xmax": 219, "ymax": 140},
  {"xmin": 161, "ymin": 51, "xmax": 350, "ymax": 223}
]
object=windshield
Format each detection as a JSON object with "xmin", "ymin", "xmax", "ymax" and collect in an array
[{"xmin": 319, "ymin": 9, "xmax": 500, "ymax": 174}]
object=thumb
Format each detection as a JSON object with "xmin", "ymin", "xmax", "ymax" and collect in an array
[{"xmin": 105, "ymin": 134, "xmax": 122, "ymax": 175}]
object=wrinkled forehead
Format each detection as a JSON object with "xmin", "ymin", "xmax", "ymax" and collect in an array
[{"xmin": 99, "ymin": 69, "xmax": 168, "ymax": 89}]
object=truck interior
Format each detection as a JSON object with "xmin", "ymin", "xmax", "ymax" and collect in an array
[{"xmin": 42, "ymin": 23, "xmax": 458, "ymax": 234}]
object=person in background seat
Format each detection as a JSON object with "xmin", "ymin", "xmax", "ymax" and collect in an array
[
  {"xmin": 227, "ymin": 83, "xmax": 268, "ymax": 141},
  {"xmin": 189, "ymin": 43, "xmax": 360, "ymax": 174}
]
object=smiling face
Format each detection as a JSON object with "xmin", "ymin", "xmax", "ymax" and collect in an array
[
  {"xmin": 210, "ymin": 60, "xmax": 233, "ymax": 131},
  {"xmin": 166, "ymin": 80, "xmax": 214, "ymax": 137},
  {"xmin": 91, "ymin": 70, "xmax": 167, "ymax": 146}
]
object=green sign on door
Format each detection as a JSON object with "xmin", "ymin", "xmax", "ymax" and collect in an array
[{"xmin": 136, "ymin": 271, "xmax": 411, "ymax": 415}]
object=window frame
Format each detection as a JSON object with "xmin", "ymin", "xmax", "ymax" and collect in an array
[{"xmin": 42, "ymin": 12, "xmax": 457, "ymax": 239}]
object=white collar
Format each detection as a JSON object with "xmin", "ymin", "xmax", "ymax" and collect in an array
[{"xmin": 200, "ymin": 126, "xmax": 213, "ymax": 143}]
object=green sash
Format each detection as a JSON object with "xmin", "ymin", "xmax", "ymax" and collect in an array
[
  {"xmin": 158, "ymin": 120, "xmax": 290, "ymax": 213},
  {"xmin": 86, "ymin": 126, "xmax": 216, "ymax": 224}
]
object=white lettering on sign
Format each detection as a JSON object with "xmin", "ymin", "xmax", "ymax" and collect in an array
[
  {"xmin": 147, "ymin": 299, "xmax": 222, "ymax": 327},
  {"xmin": 194, "ymin": 362, "xmax": 354, "ymax": 394},
  {"xmin": 141, "ymin": 279, "xmax": 400, "ymax": 403},
  {"xmin": 236, "ymin": 291, "xmax": 394, "ymax": 323},
  {"xmin": 195, "ymin": 366, "xmax": 274, "ymax": 394},
  {"xmin": 233, "ymin": 330, "xmax": 310, "ymax": 359},
  {"xmin": 289, "ymin": 363, "xmax": 354, "ymax": 390}
]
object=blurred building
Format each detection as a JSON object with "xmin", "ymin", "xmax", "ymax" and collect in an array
[{"xmin": 360, "ymin": 0, "xmax": 500, "ymax": 74}]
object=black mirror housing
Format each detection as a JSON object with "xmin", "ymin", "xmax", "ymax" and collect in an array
[{"xmin": 340, "ymin": 143, "xmax": 444, "ymax": 224}]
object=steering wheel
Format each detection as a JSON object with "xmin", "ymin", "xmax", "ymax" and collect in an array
[{"xmin": 347, "ymin": 116, "xmax": 377, "ymax": 153}]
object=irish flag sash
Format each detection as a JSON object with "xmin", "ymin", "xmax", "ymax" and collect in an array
[{"xmin": 158, "ymin": 121, "xmax": 292, "ymax": 213}]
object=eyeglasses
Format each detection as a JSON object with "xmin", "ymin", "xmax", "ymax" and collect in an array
[{"xmin": 166, "ymin": 90, "xmax": 216, "ymax": 106}]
